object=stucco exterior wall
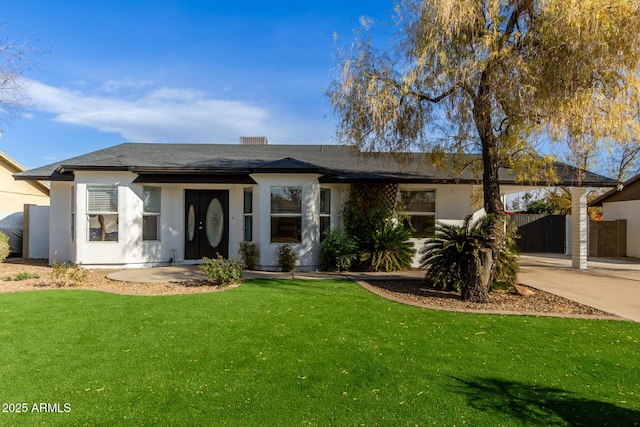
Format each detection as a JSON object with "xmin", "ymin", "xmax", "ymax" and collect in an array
[
  {"xmin": 400, "ymin": 184, "xmax": 475, "ymax": 267},
  {"xmin": 23, "ymin": 205, "xmax": 49, "ymax": 259},
  {"xmin": 47, "ymin": 171, "xmax": 504, "ymax": 270},
  {"xmin": 602, "ymin": 200, "xmax": 640, "ymax": 258},
  {"xmin": 49, "ymin": 181, "xmax": 73, "ymax": 264},
  {"xmin": 67, "ymin": 172, "xmax": 252, "ymax": 267},
  {"xmin": 0, "ymin": 158, "xmax": 49, "ymax": 212},
  {"xmin": 252, "ymin": 174, "xmax": 327, "ymax": 270}
]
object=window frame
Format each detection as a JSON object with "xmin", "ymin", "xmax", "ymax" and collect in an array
[
  {"xmin": 243, "ymin": 187, "xmax": 253, "ymax": 241},
  {"xmin": 270, "ymin": 186, "xmax": 302, "ymax": 243},
  {"xmin": 86, "ymin": 185, "xmax": 119, "ymax": 242},
  {"xmin": 399, "ymin": 189, "xmax": 436, "ymax": 238},
  {"xmin": 70, "ymin": 185, "xmax": 75, "ymax": 242},
  {"xmin": 142, "ymin": 186, "xmax": 161, "ymax": 241},
  {"xmin": 319, "ymin": 188, "xmax": 331, "ymax": 241}
]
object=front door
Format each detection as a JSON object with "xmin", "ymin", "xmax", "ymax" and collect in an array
[{"xmin": 185, "ymin": 190, "xmax": 229, "ymax": 259}]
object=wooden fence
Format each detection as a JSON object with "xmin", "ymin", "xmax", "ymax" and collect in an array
[{"xmin": 509, "ymin": 214, "xmax": 566, "ymax": 253}]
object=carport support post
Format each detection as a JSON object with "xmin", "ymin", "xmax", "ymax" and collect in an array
[{"xmin": 571, "ymin": 187, "xmax": 588, "ymax": 270}]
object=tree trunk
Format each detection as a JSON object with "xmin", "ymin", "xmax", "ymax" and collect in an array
[
  {"xmin": 462, "ymin": 248, "xmax": 493, "ymax": 302},
  {"xmin": 464, "ymin": 69, "xmax": 507, "ymax": 302}
]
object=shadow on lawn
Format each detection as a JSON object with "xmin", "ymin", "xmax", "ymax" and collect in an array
[{"xmin": 452, "ymin": 376, "xmax": 639, "ymax": 426}]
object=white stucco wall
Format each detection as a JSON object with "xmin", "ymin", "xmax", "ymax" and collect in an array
[
  {"xmin": 67, "ymin": 172, "xmax": 253, "ymax": 267},
  {"xmin": 400, "ymin": 184, "xmax": 476, "ymax": 267},
  {"xmin": 49, "ymin": 181, "xmax": 73, "ymax": 264},
  {"xmin": 47, "ymin": 171, "xmax": 534, "ymax": 270},
  {"xmin": 252, "ymin": 174, "xmax": 324, "ymax": 271},
  {"xmin": 25, "ymin": 205, "xmax": 49, "ymax": 259},
  {"xmin": 602, "ymin": 200, "xmax": 640, "ymax": 258}
]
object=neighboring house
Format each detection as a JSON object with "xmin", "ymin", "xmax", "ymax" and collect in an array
[
  {"xmin": 590, "ymin": 173, "xmax": 640, "ymax": 258},
  {"xmin": 0, "ymin": 151, "xmax": 50, "ymax": 213},
  {"xmin": 14, "ymin": 142, "xmax": 616, "ymax": 270},
  {"xmin": 1, "ymin": 151, "xmax": 50, "ymax": 256}
]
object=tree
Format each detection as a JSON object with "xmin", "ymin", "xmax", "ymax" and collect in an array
[
  {"xmin": 328, "ymin": 0, "xmax": 640, "ymax": 302},
  {"xmin": 0, "ymin": 28, "xmax": 37, "ymax": 127}
]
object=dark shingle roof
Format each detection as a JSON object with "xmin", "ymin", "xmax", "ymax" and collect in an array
[
  {"xmin": 14, "ymin": 142, "xmax": 618, "ymax": 187},
  {"xmin": 589, "ymin": 173, "xmax": 640, "ymax": 206}
]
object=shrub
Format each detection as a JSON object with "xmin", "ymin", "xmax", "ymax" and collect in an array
[
  {"xmin": 276, "ymin": 244, "xmax": 297, "ymax": 272},
  {"xmin": 200, "ymin": 254, "xmax": 242, "ymax": 286},
  {"xmin": 342, "ymin": 185, "xmax": 397, "ymax": 242},
  {"xmin": 493, "ymin": 221, "xmax": 520, "ymax": 288},
  {"xmin": 359, "ymin": 222, "xmax": 415, "ymax": 272},
  {"xmin": 238, "ymin": 241, "xmax": 259, "ymax": 270},
  {"xmin": 319, "ymin": 229, "xmax": 358, "ymax": 272},
  {"xmin": 3, "ymin": 272, "xmax": 40, "ymax": 281},
  {"xmin": 0, "ymin": 231, "xmax": 9, "ymax": 262},
  {"xmin": 419, "ymin": 217, "xmax": 482, "ymax": 291},
  {"xmin": 420, "ymin": 215, "xmax": 519, "ymax": 292},
  {"xmin": 50, "ymin": 260, "xmax": 88, "ymax": 287}
]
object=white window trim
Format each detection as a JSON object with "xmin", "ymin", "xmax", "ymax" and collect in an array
[
  {"xmin": 243, "ymin": 187, "xmax": 253, "ymax": 242},
  {"xmin": 270, "ymin": 186, "xmax": 303, "ymax": 244},
  {"xmin": 142, "ymin": 186, "xmax": 161, "ymax": 241},
  {"xmin": 400, "ymin": 189, "xmax": 436, "ymax": 238},
  {"xmin": 86, "ymin": 185, "xmax": 119, "ymax": 242}
]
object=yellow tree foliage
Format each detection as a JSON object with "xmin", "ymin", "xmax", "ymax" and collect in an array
[{"xmin": 328, "ymin": 0, "xmax": 640, "ymax": 301}]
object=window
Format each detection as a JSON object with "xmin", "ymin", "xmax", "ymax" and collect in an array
[
  {"xmin": 400, "ymin": 190, "xmax": 436, "ymax": 238},
  {"xmin": 71, "ymin": 185, "xmax": 75, "ymax": 242},
  {"xmin": 143, "ymin": 187, "xmax": 161, "ymax": 241},
  {"xmin": 319, "ymin": 188, "xmax": 331, "ymax": 241},
  {"xmin": 243, "ymin": 188, "xmax": 253, "ymax": 241},
  {"xmin": 270, "ymin": 186, "xmax": 302, "ymax": 243},
  {"xmin": 87, "ymin": 185, "xmax": 118, "ymax": 241}
]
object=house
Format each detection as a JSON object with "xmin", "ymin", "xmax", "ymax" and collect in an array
[
  {"xmin": 1, "ymin": 151, "xmax": 50, "ymax": 256},
  {"xmin": 14, "ymin": 142, "xmax": 617, "ymax": 270},
  {"xmin": 1, "ymin": 151, "xmax": 50, "ymax": 213},
  {"xmin": 590, "ymin": 173, "xmax": 640, "ymax": 258}
]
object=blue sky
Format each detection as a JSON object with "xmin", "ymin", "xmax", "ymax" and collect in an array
[{"xmin": 1, "ymin": 0, "xmax": 396, "ymax": 169}]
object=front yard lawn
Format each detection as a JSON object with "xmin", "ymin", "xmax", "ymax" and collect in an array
[{"xmin": 1, "ymin": 279, "xmax": 639, "ymax": 425}]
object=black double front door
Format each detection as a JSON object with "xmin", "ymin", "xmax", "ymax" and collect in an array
[{"xmin": 185, "ymin": 190, "xmax": 229, "ymax": 259}]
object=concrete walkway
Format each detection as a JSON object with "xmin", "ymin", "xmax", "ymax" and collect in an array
[
  {"xmin": 107, "ymin": 254, "xmax": 640, "ymax": 323},
  {"xmin": 518, "ymin": 254, "xmax": 640, "ymax": 322}
]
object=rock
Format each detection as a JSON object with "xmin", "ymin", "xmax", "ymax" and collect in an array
[{"xmin": 514, "ymin": 284, "xmax": 535, "ymax": 296}]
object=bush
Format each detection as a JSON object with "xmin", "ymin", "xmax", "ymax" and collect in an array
[
  {"xmin": 420, "ymin": 215, "xmax": 519, "ymax": 292},
  {"xmin": 200, "ymin": 254, "xmax": 242, "ymax": 286},
  {"xmin": 50, "ymin": 260, "xmax": 88, "ymax": 287},
  {"xmin": 359, "ymin": 222, "xmax": 415, "ymax": 272},
  {"xmin": 319, "ymin": 229, "xmax": 358, "ymax": 272},
  {"xmin": 493, "ymin": 221, "xmax": 520, "ymax": 288},
  {"xmin": 0, "ymin": 231, "xmax": 9, "ymax": 262},
  {"xmin": 276, "ymin": 244, "xmax": 297, "ymax": 272},
  {"xmin": 238, "ymin": 241, "xmax": 259, "ymax": 270},
  {"xmin": 3, "ymin": 272, "xmax": 40, "ymax": 281}
]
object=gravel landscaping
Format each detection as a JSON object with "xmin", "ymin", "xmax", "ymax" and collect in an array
[
  {"xmin": 361, "ymin": 279, "xmax": 619, "ymax": 319},
  {"xmin": 0, "ymin": 259, "xmax": 224, "ymax": 296}
]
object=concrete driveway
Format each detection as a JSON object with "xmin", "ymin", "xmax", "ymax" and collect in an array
[{"xmin": 518, "ymin": 254, "xmax": 640, "ymax": 322}]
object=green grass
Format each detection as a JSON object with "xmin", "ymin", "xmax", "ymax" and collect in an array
[{"xmin": 1, "ymin": 279, "xmax": 639, "ymax": 426}]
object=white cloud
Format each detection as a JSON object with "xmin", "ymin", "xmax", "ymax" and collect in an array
[
  {"xmin": 100, "ymin": 77, "xmax": 153, "ymax": 93},
  {"xmin": 25, "ymin": 79, "xmax": 300, "ymax": 143}
]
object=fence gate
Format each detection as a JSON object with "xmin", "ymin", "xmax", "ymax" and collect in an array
[{"xmin": 509, "ymin": 214, "xmax": 566, "ymax": 253}]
